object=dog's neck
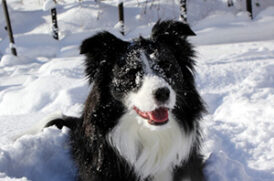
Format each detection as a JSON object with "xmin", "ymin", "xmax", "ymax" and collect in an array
[{"xmin": 107, "ymin": 110, "xmax": 196, "ymax": 180}]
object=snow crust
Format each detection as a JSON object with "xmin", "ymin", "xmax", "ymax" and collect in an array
[{"xmin": 0, "ymin": 0, "xmax": 274, "ymax": 181}]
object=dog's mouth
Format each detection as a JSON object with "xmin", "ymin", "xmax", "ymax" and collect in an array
[{"xmin": 133, "ymin": 106, "xmax": 169, "ymax": 125}]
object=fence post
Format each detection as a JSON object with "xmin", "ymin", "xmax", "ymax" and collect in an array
[
  {"xmin": 2, "ymin": 0, "xmax": 17, "ymax": 56},
  {"xmin": 227, "ymin": 0, "xmax": 234, "ymax": 7},
  {"xmin": 118, "ymin": 2, "xmax": 125, "ymax": 36},
  {"xmin": 51, "ymin": 7, "xmax": 59, "ymax": 40},
  {"xmin": 246, "ymin": 0, "xmax": 253, "ymax": 19},
  {"xmin": 179, "ymin": 0, "xmax": 187, "ymax": 23}
]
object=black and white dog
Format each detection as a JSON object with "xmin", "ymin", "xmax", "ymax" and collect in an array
[{"xmin": 46, "ymin": 20, "xmax": 206, "ymax": 181}]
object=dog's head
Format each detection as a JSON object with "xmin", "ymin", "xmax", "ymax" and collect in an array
[{"xmin": 80, "ymin": 20, "xmax": 203, "ymax": 129}]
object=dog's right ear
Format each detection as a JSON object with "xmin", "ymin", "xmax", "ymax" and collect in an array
[
  {"xmin": 151, "ymin": 20, "xmax": 197, "ymax": 75},
  {"xmin": 80, "ymin": 31, "xmax": 129, "ymax": 83},
  {"xmin": 151, "ymin": 20, "xmax": 196, "ymax": 40}
]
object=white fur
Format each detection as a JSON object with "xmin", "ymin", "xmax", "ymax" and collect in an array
[
  {"xmin": 108, "ymin": 53, "xmax": 195, "ymax": 180},
  {"xmin": 181, "ymin": 178, "xmax": 191, "ymax": 181},
  {"xmin": 125, "ymin": 74, "xmax": 176, "ymax": 112},
  {"xmin": 107, "ymin": 110, "xmax": 195, "ymax": 181},
  {"xmin": 153, "ymin": 170, "xmax": 172, "ymax": 181},
  {"xmin": 141, "ymin": 51, "xmax": 153, "ymax": 74}
]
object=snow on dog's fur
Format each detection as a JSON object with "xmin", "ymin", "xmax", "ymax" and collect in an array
[{"xmin": 46, "ymin": 20, "xmax": 206, "ymax": 181}]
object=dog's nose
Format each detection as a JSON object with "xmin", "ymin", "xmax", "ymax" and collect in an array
[{"xmin": 154, "ymin": 87, "xmax": 170, "ymax": 103}]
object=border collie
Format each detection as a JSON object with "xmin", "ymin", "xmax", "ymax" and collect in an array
[{"xmin": 46, "ymin": 20, "xmax": 206, "ymax": 181}]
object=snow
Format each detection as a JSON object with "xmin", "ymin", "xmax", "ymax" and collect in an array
[
  {"xmin": 191, "ymin": 10, "xmax": 274, "ymax": 45},
  {"xmin": 0, "ymin": 0, "xmax": 274, "ymax": 181},
  {"xmin": 43, "ymin": 0, "xmax": 56, "ymax": 11},
  {"xmin": 196, "ymin": 41, "xmax": 274, "ymax": 181},
  {"xmin": 0, "ymin": 127, "xmax": 76, "ymax": 181},
  {"xmin": 0, "ymin": 55, "xmax": 29, "ymax": 67}
]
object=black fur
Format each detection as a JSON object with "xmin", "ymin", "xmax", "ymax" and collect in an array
[{"xmin": 46, "ymin": 20, "xmax": 206, "ymax": 181}]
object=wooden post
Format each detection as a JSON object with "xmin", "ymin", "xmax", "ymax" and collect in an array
[
  {"xmin": 246, "ymin": 0, "xmax": 253, "ymax": 19},
  {"xmin": 179, "ymin": 0, "xmax": 187, "ymax": 23},
  {"xmin": 2, "ymin": 0, "xmax": 17, "ymax": 56},
  {"xmin": 51, "ymin": 7, "xmax": 59, "ymax": 40},
  {"xmin": 227, "ymin": 0, "xmax": 234, "ymax": 7},
  {"xmin": 118, "ymin": 2, "xmax": 125, "ymax": 36}
]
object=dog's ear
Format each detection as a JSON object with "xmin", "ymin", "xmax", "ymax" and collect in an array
[
  {"xmin": 80, "ymin": 31, "xmax": 129, "ymax": 83},
  {"xmin": 151, "ymin": 20, "xmax": 196, "ymax": 40},
  {"xmin": 151, "ymin": 20, "xmax": 196, "ymax": 73}
]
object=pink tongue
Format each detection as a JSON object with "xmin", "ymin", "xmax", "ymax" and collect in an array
[{"xmin": 148, "ymin": 108, "xmax": 169, "ymax": 123}]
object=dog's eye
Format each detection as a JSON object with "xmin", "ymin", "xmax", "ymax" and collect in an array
[
  {"xmin": 118, "ymin": 62, "xmax": 142, "ymax": 77},
  {"xmin": 123, "ymin": 68, "xmax": 139, "ymax": 79},
  {"xmin": 158, "ymin": 60, "xmax": 173, "ymax": 71}
]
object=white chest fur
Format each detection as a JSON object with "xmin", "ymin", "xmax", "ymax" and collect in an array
[{"xmin": 107, "ymin": 110, "xmax": 195, "ymax": 181}]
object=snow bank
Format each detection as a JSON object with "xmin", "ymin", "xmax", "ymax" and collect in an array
[
  {"xmin": 0, "ymin": 56, "xmax": 87, "ymax": 116},
  {"xmin": 0, "ymin": 34, "xmax": 59, "ymax": 59},
  {"xmin": 205, "ymin": 151, "xmax": 253, "ymax": 181},
  {"xmin": 191, "ymin": 8, "xmax": 274, "ymax": 45},
  {"xmin": 0, "ymin": 127, "xmax": 76, "ymax": 181},
  {"xmin": 0, "ymin": 55, "xmax": 32, "ymax": 67},
  {"xmin": 196, "ymin": 41, "xmax": 274, "ymax": 181},
  {"xmin": 0, "ymin": 173, "xmax": 29, "ymax": 181},
  {"xmin": 43, "ymin": 0, "xmax": 56, "ymax": 11}
]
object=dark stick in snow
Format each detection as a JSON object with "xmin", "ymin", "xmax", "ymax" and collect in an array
[
  {"xmin": 246, "ymin": 0, "xmax": 253, "ymax": 19},
  {"xmin": 2, "ymin": 0, "xmax": 17, "ymax": 56},
  {"xmin": 51, "ymin": 7, "xmax": 59, "ymax": 40},
  {"xmin": 179, "ymin": 0, "xmax": 187, "ymax": 23},
  {"xmin": 118, "ymin": 2, "xmax": 125, "ymax": 36},
  {"xmin": 227, "ymin": 0, "xmax": 234, "ymax": 7}
]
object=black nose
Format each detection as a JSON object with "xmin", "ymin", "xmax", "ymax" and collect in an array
[{"xmin": 154, "ymin": 87, "xmax": 170, "ymax": 103}]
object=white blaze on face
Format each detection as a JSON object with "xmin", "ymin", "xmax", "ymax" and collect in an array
[
  {"xmin": 125, "ymin": 51, "xmax": 176, "ymax": 112},
  {"xmin": 125, "ymin": 74, "xmax": 176, "ymax": 112}
]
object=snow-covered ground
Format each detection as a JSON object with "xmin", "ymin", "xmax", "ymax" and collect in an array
[
  {"xmin": 0, "ymin": 0, "xmax": 274, "ymax": 180},
  {"xmin": 197, "ymin": 41, "xmax": 274, "ymax": 181}
]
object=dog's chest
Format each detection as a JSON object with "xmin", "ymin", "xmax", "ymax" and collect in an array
[
  {"xmin": 152, "ymin": 170, "xmax": 172, "ymax": 181},
  {"xmin": 107, "ymin": 111, "xmax": 195, "ymax": 181}
]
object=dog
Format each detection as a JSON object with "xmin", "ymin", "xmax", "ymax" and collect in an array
[{"xmin": 46, "ymin": 20, "xmax": 206, "ymax": 181}]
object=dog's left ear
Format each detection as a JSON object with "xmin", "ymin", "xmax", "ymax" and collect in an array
[
  {"xmin": 80, "ymin": 31, "xmax": 129, "ymax": 83},
  {"xmin": 151, "ymin": 20, "xmax": 196, "ymax": 72}
]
